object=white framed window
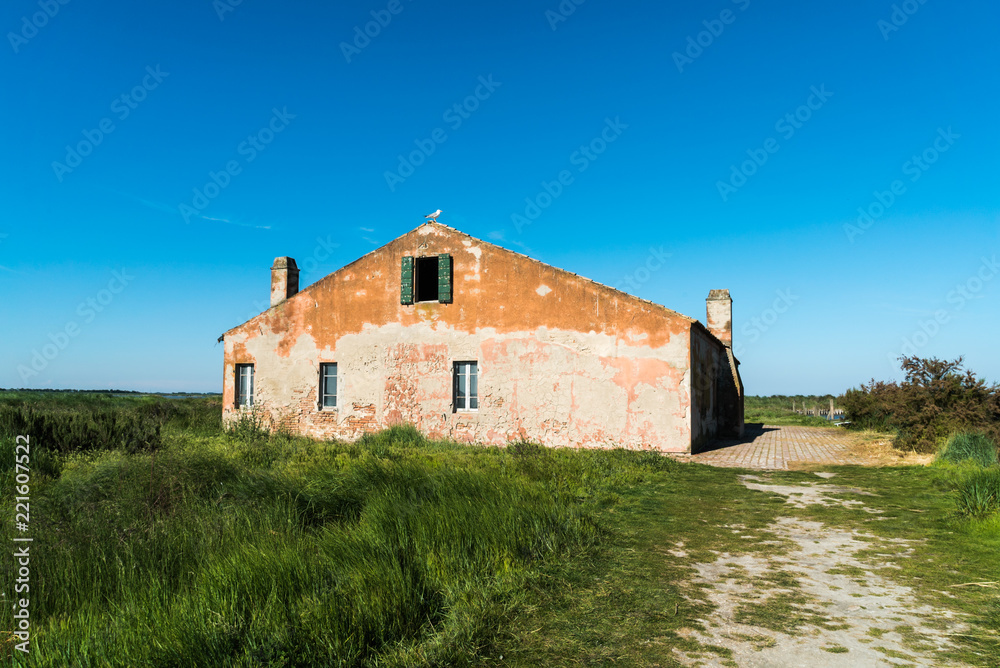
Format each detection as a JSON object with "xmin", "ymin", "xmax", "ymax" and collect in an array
[
  {"xmin": 453, "ymin": 361, "xmax": 478, "ymax": 412},
  {"xmin": 320, "ymin": 363, "xmax": 337, "ymax": 409},
  {"xmin": 235, "ymin": 364, "xmax": 254, "ymax": 408}
]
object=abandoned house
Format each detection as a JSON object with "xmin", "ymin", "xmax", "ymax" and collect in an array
[{"xmin": 219, "ymin": 222, "xmax": 743, "ymax": 453}]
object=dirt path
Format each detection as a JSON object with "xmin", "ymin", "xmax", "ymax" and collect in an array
[{"xmin": 672, "ymin": 471, "xmax": 972, "ymax": 667}]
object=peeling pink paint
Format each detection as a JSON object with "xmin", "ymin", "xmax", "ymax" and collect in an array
[{"xmin": 220, "ymin": 223, "xmax": 743, "ymax": 453}]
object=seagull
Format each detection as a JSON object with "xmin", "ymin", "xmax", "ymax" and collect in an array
[{"xmin": 424, "ymin": 209, "xmax": 442, "ymax": 221}]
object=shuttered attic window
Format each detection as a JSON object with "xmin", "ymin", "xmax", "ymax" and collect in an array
[
  {"xmin": 415, "ymin": 257, "xmax": 438, "ymax": 302},
  {"xmin": 401, "ymin": 254, "xmax": 452, "ymax": 304}
]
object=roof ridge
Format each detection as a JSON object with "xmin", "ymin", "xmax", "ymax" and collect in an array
[
  {"xmin": 425, "ymin": 221, "xmax": 697, "ymax": 324},
  {"xmin": 220, "ymin": 220, "xmax": 700, "ymax": 339}
]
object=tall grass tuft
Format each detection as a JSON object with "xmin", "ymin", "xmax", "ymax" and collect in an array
[
  {"xmin": 955, "ymin": 467, "xmax": 1000, "ymax": 518},
  {"xmin": 936, "ymin": 432, "xmax": 999, "ymax": 468}
]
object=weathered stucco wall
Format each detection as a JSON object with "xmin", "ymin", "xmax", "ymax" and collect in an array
[
  {"xmin": 689, "ymin": 323, "xmax": 744, "ymax": 451},
  {"xmin": 690, "ymin": 325, "xmax": 719, "ymax": 450},
  {"xmin": 222, "ymin": 223, "xmax": 707, "ymax": 451}
]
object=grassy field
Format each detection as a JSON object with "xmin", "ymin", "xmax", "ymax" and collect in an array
[
  {"xmin": 1, "ymin": 393, "xmax": 998, "ymax": 666},
  {"xmin": 744, "ymin": 395, "xmax": 843, "ymax": 427}
]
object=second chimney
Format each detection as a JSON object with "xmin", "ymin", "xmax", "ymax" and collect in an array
[
  {"xmin": 706, "ymin": 289, "xmax": 733, "ymax": 347},
  {"xmin": 271, "ymin": 257, "xmax": 299, "ymax": 307}
]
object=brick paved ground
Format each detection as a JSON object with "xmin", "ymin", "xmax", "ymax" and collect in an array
[{"xmin": 684, "ymin": 424, "xmax": 856, "ymax": 470}]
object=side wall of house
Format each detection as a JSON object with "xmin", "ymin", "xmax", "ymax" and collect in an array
[
  {"xmin": 689, "ymin": 326, "xmax": 718, "ymax": 450},
  {"xmin": 222, "ymin": 224, "xmax": 696, "ymax": 452},
  {"xmin": 689, "ymin": 325, "xmax": 744, "ymax": 451}
]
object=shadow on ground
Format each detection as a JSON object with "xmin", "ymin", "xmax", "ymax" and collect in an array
[{"xmin": 696, "ymin": 423, "xmax": 777, "ymax": 455}]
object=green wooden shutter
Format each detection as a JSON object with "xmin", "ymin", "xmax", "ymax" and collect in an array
[
  {"xmin": 437, "ymin": 254, "xmax": 452, "ymax": 303},
  {"xmin": 400, "ymin": 256, "xmax": 414, "ymax": 305}
]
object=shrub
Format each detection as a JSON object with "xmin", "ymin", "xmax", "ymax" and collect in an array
[
  {"xmin": 507, "ymin": 439, "xmax": 544, "ymax": 459},
  {"xmin": 841, "ymin": 356, "xmax": 1000, "ymax": 452},
  {"xmin": 0, "ymin": 404, "xmax": 160, "ymax": 454},
  {"xmin": 225, "ymin": 404, "xmax": 270, "ymax": 446},
  {"xmin": 937, "ymin": 432, "xmax": 1000, "ymax": 468},
  {"xmin": 955, "ymin": 468, "xmax": 1000, "ymax": 518}
]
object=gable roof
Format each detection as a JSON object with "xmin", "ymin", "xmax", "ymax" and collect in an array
[{"xmin": 220, "ymin": 221, "xmax": 703, "ymax": 340}]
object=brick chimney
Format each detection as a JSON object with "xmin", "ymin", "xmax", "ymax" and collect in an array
[
  {"xmin": 706, "ymin": 289, "xmax": 732, "ymax": 347},
  {"xmin": 270, "ymin": 257, "xmax": 299, "ymax": 307}
]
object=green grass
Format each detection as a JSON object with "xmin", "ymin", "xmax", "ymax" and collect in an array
[
  {"xmin": 0, "ymin": 397, "xmax": 674, "ymax": 667},
  {"xmin": 937, "ymin": 432, "xmax": 1000, "ymax": 468},
  {"xmin": 744, "ymin": 411, "xmax": 839, "ymax": 427},
  {"xmin": 1, "ymin": 393, "xmax": 998, "ymax": 666},
  {"xmin": 744, "ymin": 395, "xmax": 843, "ymax": 427},
  {"xmin": 955, "ymin": 468, "xmax": 1000, "ymax": 518}
]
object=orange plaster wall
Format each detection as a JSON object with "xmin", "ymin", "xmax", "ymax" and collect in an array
[{"xmin": 222, "ymin": 223, "xmax": 701, "ymax": 451}]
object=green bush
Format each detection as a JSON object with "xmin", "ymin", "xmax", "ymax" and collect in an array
[
  {"xmin": 224, "ymin": 404, "xmax": 270, "ymax": 446},
  {"xmin": 842, "ymin": 356, "xmax": 1000, "ymax": 452},
  {"xmin": 955, "ymin": 468, "xmax": 1000, "ymax": 518},
  {"xmin": 937, "ymin": 432, "xmax": 1000, "ymax": 468}
]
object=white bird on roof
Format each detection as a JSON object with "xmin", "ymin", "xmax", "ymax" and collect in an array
[{"xmin": 424, "ymin": 209, "xmax": 442, "ymax": 221}]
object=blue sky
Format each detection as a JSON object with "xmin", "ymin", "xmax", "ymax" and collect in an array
[{"xmin": 1, "ymin": 0, "xmax": 997, "ymax": 394}]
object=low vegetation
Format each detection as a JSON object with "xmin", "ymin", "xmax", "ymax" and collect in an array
[
  {"xmin": 1, "ymin": 391, "xmax": 997, "ymax": 666},
  {"xmin": 954, "ymin": 467, "xmax": 1000, "ymax": 519},
  {"xmin": 743, "ymin": 394, "xmax": 841, "ymax": 427},
  {"xmin": 842, "ymin": 356, "xmax": 1000, "ymax": 452},
  {"xmin": 0, "ymin": 393, "xmax": 672, "ymax": 667},
  {"xmin": 937, "ymin": 432, "xmax": 1000, "ymax": 468}
]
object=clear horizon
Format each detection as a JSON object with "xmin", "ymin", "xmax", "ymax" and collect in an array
[{"xmin": 2, "ymin": 0, "xmax": 998, "ymax": 395}]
